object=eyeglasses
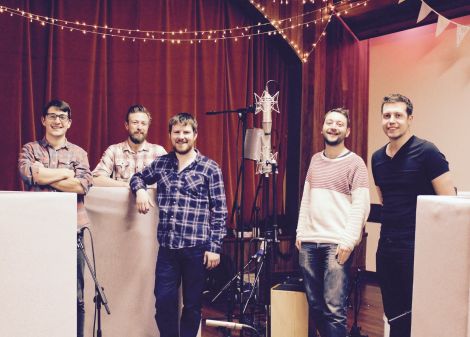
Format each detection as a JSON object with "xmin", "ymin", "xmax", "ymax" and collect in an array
[{"xmin": 45, "ymin": 113, "xmax": 69, "ymax": 122}]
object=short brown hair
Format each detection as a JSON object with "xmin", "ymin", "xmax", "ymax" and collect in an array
[
  {"xmin": 324, "ymin": 108, "xmax": 350, "ymax": 127},
  {"xmin": 126, "ymin": 104, "xmax": 152, "ymax": 123},
  {"xmin": 168, "ymin": 112, "xmax": 198, "ymax": 133},
  {"xmin": 381, "ymin": 94, "xmax": 413, "ymax": 116}
]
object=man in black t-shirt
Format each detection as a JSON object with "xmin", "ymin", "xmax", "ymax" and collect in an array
[{"xmin": 371, "ymin": 94, "xmax": 455, "ymax": 337}]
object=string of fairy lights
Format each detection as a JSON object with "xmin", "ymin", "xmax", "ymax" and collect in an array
[
  {"xmin": 250, "ymin": 0, "xmax": 371, "ymax": 61},
  {"xmin": 0, "ymin": 0, "xmax": 371, "ymax": 62}
]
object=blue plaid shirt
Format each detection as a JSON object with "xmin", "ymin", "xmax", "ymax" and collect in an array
[{"xmin": 130, "ymin": 151, "xmax": 227, "ymax": 253}]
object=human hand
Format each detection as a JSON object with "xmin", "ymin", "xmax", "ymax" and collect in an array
[
  {"xmin": 136, "ymin": 189, "xmax": 154, "ymax": 214},
  {"xmin": 204, "ymin": 251, "xmax": 220, "ymax": 270},
  {"xmin": 336, "ymin": 245, "xmax": 352, "ymax": 265},
  {"xmin": 295, "ymin": 239, "xmax": 302, "ymax": 250}
]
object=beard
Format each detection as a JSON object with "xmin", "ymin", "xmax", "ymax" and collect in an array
[
  {"xmin": 173, "ymin": 145, "xmax": 193, "ymax": 155},
  {"xmin": 173, "ymin": 141, "xmax": 194, "ymax": 155},
  {"xmin": 129, "ymin": 132, "xmax": 146, "ymax": 144},
  {"xmin": 323, "ymin": 133, "xmax": 345, "ymax": 146}
]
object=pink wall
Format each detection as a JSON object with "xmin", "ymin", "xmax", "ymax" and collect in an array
[{"xmin": 366, "ymin": 15, "xmax": 470, "ymax": 271}]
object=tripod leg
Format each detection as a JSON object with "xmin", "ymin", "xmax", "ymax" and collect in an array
[{"xmin": 348, "ymin": 268, "xmax": 368, "ymax": 337}]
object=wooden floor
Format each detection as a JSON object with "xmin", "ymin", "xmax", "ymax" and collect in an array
[{"xmin": 202, "ymin": 283, "xmax": 384, "ymax": 337}]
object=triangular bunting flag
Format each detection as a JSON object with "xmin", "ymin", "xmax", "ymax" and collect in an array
[
  {"xmin": 456, "ymin": 25, "xmax": 470, "ymax": 47},
  {"xmin": 417, "ymin": 2, "xmax": 432, "ymax": 23},
  {"xmin": 398, "ymin": 0, "xmax": 407, "ymax": 3},
  {"xmin": 435, "ymin": 15, "xmax": 450, "ymax": 37}
]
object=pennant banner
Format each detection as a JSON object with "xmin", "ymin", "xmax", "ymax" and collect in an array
[
  {"xmin": 399, "ymin": 0, "xmax": 470, "ymax": 48},
  {"xmin": 417, "ymin": 2, "xmax": 432, "ymax": 23},
  {"xmin": 456, "ymin": 25, "xmax": 470, "ymax": 47},
  {"xmin": 435, "ymin": 15, "xmax": 450, "ymax": 37}
]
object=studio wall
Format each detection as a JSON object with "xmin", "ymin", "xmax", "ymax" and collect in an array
[{"xmin": 365, "ymin": 15, "xmax": 470, "ymax": 271}]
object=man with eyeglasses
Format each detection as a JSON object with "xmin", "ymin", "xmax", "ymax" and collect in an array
[
  {"xmin": 92, "ymin": 104, "xmax": 166, "ymax": 187},
  {"xmin": 18, "ymin": 99, "xmax": 93, "ymax": 337}
]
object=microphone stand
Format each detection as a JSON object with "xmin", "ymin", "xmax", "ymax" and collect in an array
[
  {"xmin": 243, "ymin": 251, "xmax": 265, "ymax": 314},
  {"xmin": 210, "ymin": 250, "xmax": 264, "ymax": 337},
  {"xmin": 348, "ymin": 268, "xmax": 367, "ymax": 337},
  {"xmin": 260, "ymin": 160, "xmax": 279, "ymax": 337},
  {"xmin": 249, "ymin": 177, "xmax": 264, "ymax": 237},
  {"xmin": 207, "ymin": 105, "xmax": 255, "ymax": 337},
  {"xmin": 77, "ymin": 233, "xmax": 110, "ymax": 337}
]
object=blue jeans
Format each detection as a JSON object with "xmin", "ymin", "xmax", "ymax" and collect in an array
[
  {"xmin": 155, "ymin": 246, "xmax": 206, "ymax": 337},
  {"xmin": 77, "ymin": 246, "xmax": 85, "ymax": 337},
  {"xmin": 299, "ymin": 243, "xmax": 351, "ymax": 337}
]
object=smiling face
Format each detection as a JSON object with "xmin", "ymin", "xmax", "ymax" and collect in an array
[
  {"xmin": 322, "ymin": 111, "xmax": 350, "ymax": 146},
  {"xmin": 381, "ymin": 102, "xmax": 413, "ymax": 141},
  {"xmin": 125, "ymin": 112, "xmax": 150, "ymax": 144},
  {"xmin": 41, "ymin": 106, "xmax": 72, "ymax": 141},
  {"xmin": 170, "ymin": 122, "xmax": 197, "ymax": 155}
]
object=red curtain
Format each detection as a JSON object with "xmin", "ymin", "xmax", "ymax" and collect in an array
[
  {"xmin": 0, "ymin": 0, "xmax": 302, "ymax": 230},
  {"xmin": 0, "ymin": 1, "xmax": 369, "ymax": 232},
  {"xmin": 299, "ymin": 16, "xmax": 369, "ymax": 192}
]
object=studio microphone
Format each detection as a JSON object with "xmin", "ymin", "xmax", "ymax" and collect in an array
[
  {"xmin": 205, "ymin": 319, "xmax": 252, "ymax": 331},
  {"xmin": 261, "ymin": 87, "xmax": 273, "ymax": 136},
  {"xmin": 254, "ymin": 81, "xmax": 279, "ymax": 175}
]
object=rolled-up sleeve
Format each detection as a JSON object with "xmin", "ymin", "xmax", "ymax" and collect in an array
[
  {"xmin": 208, "ymin": 166, "xmax": 228, "ymax": 253},
  {"xmin": 18, "ymin": 143, "xmax": 35, "ymax": 187},
  {"xmin": 75, "ymin": 149, "xmax": 93, "ymax": 195},
  {"xmin": 130, "ymin": 161, "xmax": 158, "ymax": 193},
  {"xmin": 92, "ymin": 146, "xmax": 115, "ymax": 177}
]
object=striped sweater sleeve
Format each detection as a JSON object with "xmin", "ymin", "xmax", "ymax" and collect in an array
[
  {"xmin": 340, "ymin": 159, "xmax": 370, "ymax": 250},
  {"xmin": 296, "ymin": 180, "xmax": 311, "ymax": 239}
]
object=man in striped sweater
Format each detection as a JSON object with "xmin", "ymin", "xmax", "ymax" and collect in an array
[{"xmin": 296, "ymin": 108, "xmax": 370, "ymax": 337}]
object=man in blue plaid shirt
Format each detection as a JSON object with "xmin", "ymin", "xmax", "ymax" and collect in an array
[{"xmin": 130, "ymin": 112, "xmax": 227, "ymax": 337}]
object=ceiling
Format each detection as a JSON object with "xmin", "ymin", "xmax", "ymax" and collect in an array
[{"xmin": 333, "ymin": 0, "xmax": 470, "ymax": 40}]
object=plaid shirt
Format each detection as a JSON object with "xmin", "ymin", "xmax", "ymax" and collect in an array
[
  {"xmin": 18, "ymin": 138, "xmax": 93, "ymax": 226},
  {"xmin": 93, "ymin": 141, "xmax": 167, "ymax": 181},
  {"xmin": 130, "ymin": 151, "xmax": 227, "ymax": 253}
]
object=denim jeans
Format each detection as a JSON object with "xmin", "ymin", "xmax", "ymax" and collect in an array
[
  {"xmin": 376, "ymin": 233, "xmax": 415, "ymax": 337},
  {"xmin": 155, "ymin": 245, "xmax": 206, "ymax": 337},
  {"xmin": 77, "ymin": 246, "xmax": 85, "ymax": 337},
  {"xmin": 299, "ymin": 243, "xmax": 351, "ymax": 337}
]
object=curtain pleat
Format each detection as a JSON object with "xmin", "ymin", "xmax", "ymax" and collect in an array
[{"xmin": 0, "ymin": 0, "xmax": 302, "ymax": 230}]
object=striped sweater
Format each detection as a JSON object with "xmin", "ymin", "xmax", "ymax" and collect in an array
[{"xmin": 296, "ymin": 151, "xmax": 370, "ymax": 250}]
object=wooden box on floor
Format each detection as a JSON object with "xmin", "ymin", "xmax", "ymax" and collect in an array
[{"xmin": 271, "ymin": 283, "xmax": 308, "ymax": 337}]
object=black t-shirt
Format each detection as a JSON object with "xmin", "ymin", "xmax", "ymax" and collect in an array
[{"xmin": 372, "ymin": 136, "xmax": 449, "ymax": 229}]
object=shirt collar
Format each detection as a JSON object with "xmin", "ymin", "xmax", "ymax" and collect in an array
[
  {"xmin": 169, "ymin": 149, "xmax": 201, "ymax": 170},
  {"xmin": 40, "ymin": 137, "xmax": 69, "ymax": 150},
  {"xmin": 385, "ymin": 135, "xmax": 415, "ymax": 159},
  {"xmin": 122, "ymin": 140, "xmax": 150, "ymax": 154}
]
